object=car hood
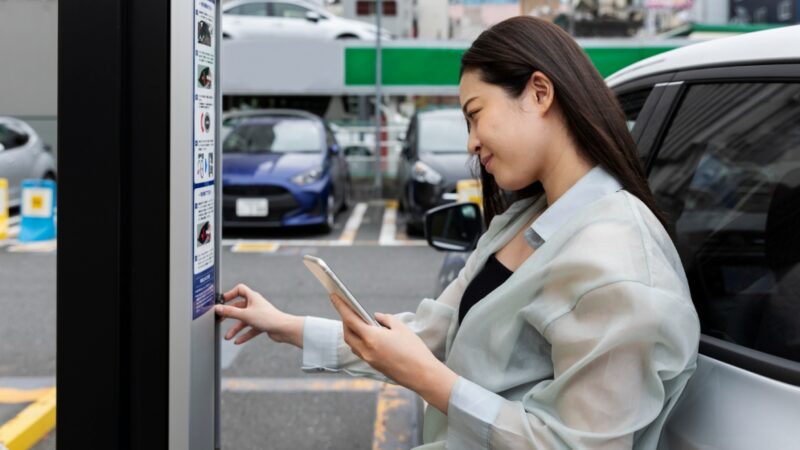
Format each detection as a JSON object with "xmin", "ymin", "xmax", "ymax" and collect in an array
[
  {"xmin": 223, "ymin": 152, "xmax": 324, "ymax": 180},
  {"xmin": 419, "ymin": 153, "xmax": 473, "ymax": 185}
]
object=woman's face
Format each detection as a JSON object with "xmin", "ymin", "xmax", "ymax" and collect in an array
[{"xmin": 459, "ymin": 69, "xmax": 562, "ymax": 191}]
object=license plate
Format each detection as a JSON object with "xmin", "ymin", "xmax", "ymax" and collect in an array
[{"xmin": 236, "ymin": 198, "xmax": 268, "ymax": 217}]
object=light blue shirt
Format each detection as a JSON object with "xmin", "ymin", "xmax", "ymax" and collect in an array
[
  {"xmin": 524, "ymin": 165, "xmax": 623, "ymax": 250},
  {"xmin": 303, "ymin": 166, "xmax": 700, "ymax": 449}
]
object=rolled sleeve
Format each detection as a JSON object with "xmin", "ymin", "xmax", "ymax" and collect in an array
[
  {"xmin": 301, "ymin": 316, "xmax": 342, "ymax": 373},
  {"xmin": 446, "ymin": 377, "xmax": 504, "ymax": 450}
]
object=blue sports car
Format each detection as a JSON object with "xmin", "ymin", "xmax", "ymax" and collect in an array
[{"xmin": 222, "ymin": 109, "xmax": 351, "ymax": 232}]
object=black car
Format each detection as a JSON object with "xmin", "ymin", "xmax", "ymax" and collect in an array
[{"xmin": 398, "ymin": 107, "xmax": 473, "ymax": 235}]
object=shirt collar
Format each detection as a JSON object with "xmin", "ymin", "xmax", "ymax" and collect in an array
[{"xmin": 524, "ymin": 165, "xmax": 623, "ymax": 249}]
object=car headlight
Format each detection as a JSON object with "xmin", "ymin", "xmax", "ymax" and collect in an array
[
  {"xmin": 292, "ymin": 167, "xmax": 323, "ymax": 186},
  {"xmin": 412, "ymin": 161, "xmax": 443, "ymax": 185}
]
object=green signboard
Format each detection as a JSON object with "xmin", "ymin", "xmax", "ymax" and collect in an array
[{"xmin": 345, "ymin": 44, "xmax": 681, "ymax": 87}]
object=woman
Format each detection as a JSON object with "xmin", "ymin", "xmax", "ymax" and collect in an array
[{"xmin": 216, "ymin": 16, "xmax": 700, "ymax": 449}]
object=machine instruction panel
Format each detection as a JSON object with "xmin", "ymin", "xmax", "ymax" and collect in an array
[{"xmin": 192, "ymin": 0, "xmax": 216, "ymax": 319}]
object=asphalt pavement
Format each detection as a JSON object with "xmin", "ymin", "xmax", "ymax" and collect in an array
[{"xmin": 0, "ymin": 200, "xmax": 447, "ymax": 449}]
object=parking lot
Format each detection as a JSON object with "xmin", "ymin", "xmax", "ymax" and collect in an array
[{"xmin": 0, "ymin": 201, "xmax": 446, "ymax": 449}]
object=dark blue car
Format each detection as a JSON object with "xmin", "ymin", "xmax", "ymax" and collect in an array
[{"xmin": 222, "ymin": 110, "xmax": 351, "ymax": 232}]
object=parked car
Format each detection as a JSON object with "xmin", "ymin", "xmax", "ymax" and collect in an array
[
  {"xmin": 425, "ymin": 25, "xmax": 800, "ymax": 448},
  {"xmin": 0, "ymin": 117, "xmax": 57, "ymax": 209},
  {"xmin": 398, "ymin": 107, "xmax": 472, "ymax": 235},
  {"xmin": 222, "ymin": 109, "xmax": 351, "ymax": 232},
  {"xmin": 222, "ymin": 0, "xmax": 391, "ymax": 41}
]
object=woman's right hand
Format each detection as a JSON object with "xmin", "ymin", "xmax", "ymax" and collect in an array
[{"xmin": 215, "ymin": 284, "xmax": 305, "ymax": 348}]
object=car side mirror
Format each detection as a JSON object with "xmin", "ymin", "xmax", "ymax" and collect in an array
[
  {"xmin": 306, "ymin": 11, "xmax": 321, "ymax": 22},
  {"xmin": 425, "ymin": 202, "xmax": 484, "ymax": 252},
  {"xmin": 329, "ymin": 143, "xmax": 340, "ymax": 154}
]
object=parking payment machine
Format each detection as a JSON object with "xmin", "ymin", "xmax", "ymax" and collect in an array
[
  {"xmin": 58, "ymin": 0, "xmax": 222, "ymax": 448},
  {"xmin": 171, "ymin": 0, "xmax": 222, "ymax": 448}
]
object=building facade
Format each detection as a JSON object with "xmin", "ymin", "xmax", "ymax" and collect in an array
[{"xmin": 340, "ymin": 0, "xmax": 416, "ymax": 38}]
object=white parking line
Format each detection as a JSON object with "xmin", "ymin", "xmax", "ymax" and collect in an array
[
  {"xmin": 219, "ymin": 200, "xmax": 429, "ymax": 250},
  {"xmin": 221, "ymin": 238, "xmax": 339, "ymax": 248},
  {"xmin": 336, "ymin": 202, "xmax": 367, "ymax": 246},
  {"xmin": 378, "ymin": 200, "xmax": 398, "ymax": 246},
  {"xmin": 7, "ymin": 240, "xmax": 57, "ymax": 253}
]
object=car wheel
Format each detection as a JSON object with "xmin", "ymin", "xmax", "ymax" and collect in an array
[
  {"xmin": 341, "ymin": 179, "xmax": 352, "ymax": 212},
  {"xmin": 405, "ymin": 216, "xmax": 423, "ymax": 237}
]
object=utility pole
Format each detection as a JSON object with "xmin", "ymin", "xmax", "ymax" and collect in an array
[{"xmin": 374, "ymin": 0, "xmax": 383, "ymax": 197}]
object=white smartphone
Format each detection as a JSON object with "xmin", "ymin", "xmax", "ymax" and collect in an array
[{"xmin": 302, "ymin": 255, "xmax": 379, "ymax": 327}]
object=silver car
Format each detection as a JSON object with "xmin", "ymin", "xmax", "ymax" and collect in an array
[{"xmin": 0, "ymin": 117, "xmax": 57, "ymax": 209}]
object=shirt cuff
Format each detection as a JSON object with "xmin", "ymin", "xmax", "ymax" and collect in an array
[
  {"xmin": 446, "ymin": 377, "xmax": 503, "ymax": 449},
  {"xmin": 301, "ymin": 316, "xmax": 342, "ymax": 373}
]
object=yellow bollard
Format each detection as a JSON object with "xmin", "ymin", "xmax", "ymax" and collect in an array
[
  {"xmin": 456, "ymin": 179, "xmax": 483, "ymax": 209},
  {"xmin": 0, "ymin": 178, "xmax": 8, "ymax": 240}
]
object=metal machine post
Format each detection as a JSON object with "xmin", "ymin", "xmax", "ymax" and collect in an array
[{"xmin": 58, "ymin": 0, "xmax": 221, "ymax": 448}]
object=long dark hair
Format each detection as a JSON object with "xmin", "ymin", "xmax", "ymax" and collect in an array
[{"xmin": 461, "ymin": 16, "xmax": 666, "ymax": 229}]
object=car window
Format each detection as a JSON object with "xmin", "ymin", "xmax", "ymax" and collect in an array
[
  {"xmin": 344, "ymin": 146, "xmax": 372, "ymax": 157},
  {"xmin": 226, "ymin": 2, "xmax": 268, "ymax": 16},
  {"xmin": 617, "ymin": 88, "xmax": 652, "ymax": 131},
  {"xmin": 0, "ymin": 123, "xmax": 29, "ymax": 150},
  {"xmin": 270, "ymin": 2, "xmax": 309, "ymax": 19},
  {"xmin": 648, "ymin": 82, "xmax": 800, "ymax": 363},
  {"xmin": 223, "ymin": 118, "xmax": 322, "ymax": 153},
  {"xmin": 418, "ymin": 113, "xmax": 468, "ymax": 154}
]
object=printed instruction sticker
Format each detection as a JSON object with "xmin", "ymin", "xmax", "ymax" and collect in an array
[
  {"xmin": 193, "ymin": 0, "xmax": 216, "ymax": 186},
  {"xmin": 192, "ymin": 185, "xmax": 215, "ymax": 319},
  {"xmin": 192, "ymin": 0, "xmax": 217, "ymax": 320},
  {"xmin": 193, "ymin": 186, "xmax": 215, "ymax": 274}
]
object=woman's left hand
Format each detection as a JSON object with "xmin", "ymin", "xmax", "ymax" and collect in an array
[{"xmin": 329, "ymin": 293, "xmax": 458, "ymax": 413}]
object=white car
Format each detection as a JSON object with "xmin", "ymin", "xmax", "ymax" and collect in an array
[{"xmin": 222, "ymin": 0, "xmax": 391, "ymax": 40}]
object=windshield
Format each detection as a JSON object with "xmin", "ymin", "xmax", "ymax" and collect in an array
[
  {"xmin": 418, "ymin": 114, "xmax": 469, "ymax": 154},
  {"xmin": 223, "ymin": 118, "xmax": 322, "ymax": 153}
]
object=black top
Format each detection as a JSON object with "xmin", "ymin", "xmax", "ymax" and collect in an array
[{"xmin": 459, "ymin": 253, "xmax": 513, "ymax": 324}]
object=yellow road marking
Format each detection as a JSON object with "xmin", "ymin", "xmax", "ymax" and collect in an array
[
  {"xmin": 372, "ymin": 384, "xmax": 414, "ymax": 450},
  {"xmin": 0, "ymin": 388, "xmax": 52, "ymax": 404},
  {"xmin": 0, "ymin": 388, "xmax": 56, "ymax": 450}
]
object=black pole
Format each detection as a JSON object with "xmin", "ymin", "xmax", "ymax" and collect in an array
[{"xmin": 58, "ymin": 0, "xmax": 170, "ymax": 448}]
